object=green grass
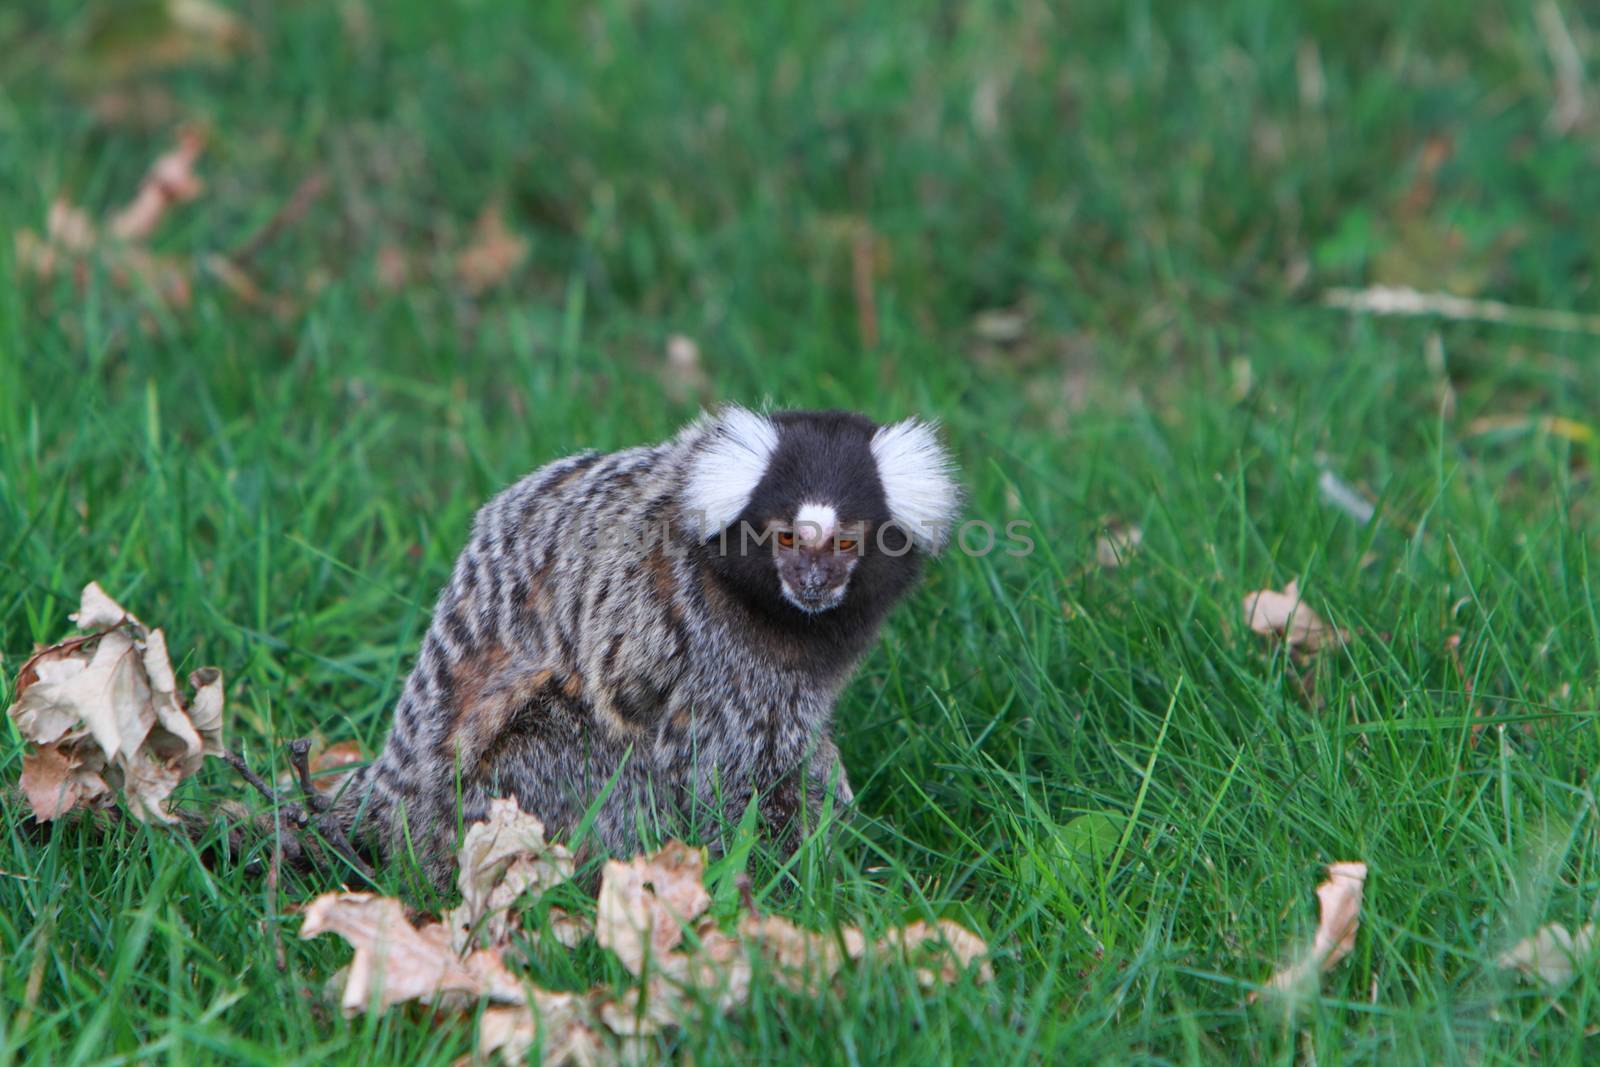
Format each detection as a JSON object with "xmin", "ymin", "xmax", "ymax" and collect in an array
[{"xmin": 4, "ymin": 0, "xmax": 1600, "ymax": 1062}]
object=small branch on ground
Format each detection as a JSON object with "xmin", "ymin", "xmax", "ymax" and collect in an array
[
  {"xmin": 1323, "ymin": 285, "xmax": 1600, "ymax": 336},
  {"xmin": 221, "ymin": 743, "xmax": 378, "ymax": 887},
  {"xmin": 229, "ymin": 172, "xmax": 330, "ymax": 266}
]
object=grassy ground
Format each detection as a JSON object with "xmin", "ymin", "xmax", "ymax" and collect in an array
[{"xmin": 4, "ymin": 0, "xmax": 1600, "ymax": 1062}]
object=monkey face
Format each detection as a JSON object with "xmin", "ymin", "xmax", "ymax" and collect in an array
[
  {"xmin": 688, "ymin": 408, "xmax": 954, "ymax": 628},
  {"xmin": 769, "ymin": 504, "xmax": 864, "ymax": 614}
]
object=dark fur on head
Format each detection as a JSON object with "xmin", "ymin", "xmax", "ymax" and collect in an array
[
  {"xmin": 699, "ymin": 410, "xmax": 924, "ymax": 673},
  {"xmin": 338, "ymin": 405, "xmax": 960, "ymax": 885}
]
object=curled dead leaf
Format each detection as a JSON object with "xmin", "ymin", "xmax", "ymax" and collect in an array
[
  {"xmin": 48, "ymin": 200, "xmax": 97, "ymax": 255},
  {"xmin": 875, "ymin": 918, "xmax": 995, "ymax": 987},
  {"xmin": 306, "ymin": 738, "xmax": 365, "ymax": 781},
  {"xmin": 1499, "ymin": 923, "xmax": 1597, "ymax": 988},
  {"xmin": 72, "ymin": 581, "xmax": 138, "ymax": 629},
  {"xmin": 1242, "ymin": 579, "xmax": 1347, "ymax": 653},
  {"xmin": 300, "ymin": 893, "xmax": 524, "ymax": 1016},
  {"xmin": 544, "ymin": 907, "xmax": 594, "ymax": 949},
  {"xmin": 110, "ymin": 127, "xmax": 206, "ymax": 241},
  {"xmin": 477, "ymin": 1000, "xmax": 607, "ymax": 1067},
  {"xmin": 736, "ymin": 913, "xmax": 858, "ymax": 994},
  {"xmin": 186, "ymin": 668, "xmax": 225, "ymax": 756},
  {"xmin": 20, "ymin": 745, "xmax": 110, "ymax": 821},
  {"xmin": 447, "ymin": 797, "xmax": 574, "ymax": 952},
  {"xmin": 596, "ymin": 841, "xmax": 712, "ymax": 974},
  {"xmin": 12, "ymin": 134, "xmax": 205, "ymax": 312},
  {"xmin": 1251, "ymin": 861, "xmax": 1367, "ymax": 1002}
]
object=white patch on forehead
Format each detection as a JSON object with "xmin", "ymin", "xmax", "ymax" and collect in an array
[
  {"xmin": 869, "ymin": 417, "xmax": 960, "ymax": 552},
  {"xmin": 794, "ymin": 502, "xmax": 837, "ymax": 543},
  {"xmin": 682, "ymin": 405, "xmax": 780, "ymax": 538}
]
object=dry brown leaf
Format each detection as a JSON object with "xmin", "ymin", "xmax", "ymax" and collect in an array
[
  {"xmin": 666, "ymin": 922, "xmax": 752, "ymax": 1010},
  {"xmin": 299, "ymin": 893, "xmax": 524, "ymax": 1016},
  {"xmin": 19, "ymin": 745, "xmax": 109, "ymax": 821},
  {"xmin": 110, "ymin": 127, "xmax": 206, "ymax": 241},
  {"xmin": 1251, "ymin": 861, "xmax": 1367, "ymax": 1002},
  {"xmin": 596, "ymin": 842, "xmax": 712, "ymax": 974},
  {"xmin": 1499, "ymin": 923, "xmax": 1596, "ymax": 988},
  {"xmin": 447, "ymin": 797, "xmax": 575, "ymax": 952},
  {"xmin": 47, "ymin": 199, "xmax": 98, "ymax": 255},
  {"xmin": 186, "ymin": 667, "xmax": 225, "ymax": 757},
  {"xmin": 875, "ymin": 919, "xmax": 995, "ymax": 987},
  {"xmin": 112, "ymin": 245, "xmax": 193, "ymax": 308},
  {"xmin": 302, "ymin": 833, "xmax": 990, "ymax": 1063},
  {"xmin": 71, "ymin": 581, "xmax": 138, "ymax": 629},
  {"xmin": 6, "ymin": 582, "xmax": 225, "ymax": 823},
  {"xmin": 1242, "ymin": 579, "xmax": 1347, "ymax": 653},
  {"xmin": 309, "ymin": 738, "xmax": 366, "ymax": 782},
  {"xmin": 544, "ymin": 907, "xmax": 594, "ymax": 949},
  {"xmin": 13, "ymin": 133, "xmax": 204, "ymax": 311},
  {"xmin": 599, "ymin": 921, "xmax": 751, "ymax": 1040},
  {"xmin": 28, "ymin": 630, "xmax": 151, "ymax": 759},
  {"xmin": 477, "ymin": 1000, "xmax": 607, "ymax": 1067},
  {"xmin": 737, "ymin": 913, "xmax": 857, "ymax": 994},
  {"xmin": 456, "ymin": 206, "xmax": 528, "ymax": 294},
  {"xmin": 597, "ymin": 984, "xmax": 682, "ymax": 1039},
  {"xmin": 141, "ymin": 628, "xmax": 207, "ymax": 777}
]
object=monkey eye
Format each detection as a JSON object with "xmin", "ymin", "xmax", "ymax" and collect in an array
[
  {"xmin": 775, "ymin": 530, "xmax": 795, "ymax": 548},
  {"xmin": 835, "ymin": 538, "xmax": 857, "ymax": 552}
]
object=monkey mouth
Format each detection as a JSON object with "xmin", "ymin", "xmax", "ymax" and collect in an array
[{"xmin": 780, "ymin": 580, "xmax": 846, "ymax": 614}]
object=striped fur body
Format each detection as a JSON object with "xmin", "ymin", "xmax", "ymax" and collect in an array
[{"xmin": 338, "ymin": 408, "xmax": 958, "ymax": 884}]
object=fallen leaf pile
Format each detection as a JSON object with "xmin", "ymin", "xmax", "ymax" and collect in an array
[
  {"xmin": 15, "ymin": 128, "xmax": 208, "ymax": 308},
  {"xmin": 299, "ymin": 799, "xmax": 992, "ymax": 1064},
  {"xmin": 6, "ymin": 582, "xmax": 225, "ymax": 823},
  {"xmin": 1242, "ymin": 579, "xmax": 1347, "ymax": 654},
  {"xmin": 1250, "ymin": 861, "xmax": 1367, "ymax": 1004}
]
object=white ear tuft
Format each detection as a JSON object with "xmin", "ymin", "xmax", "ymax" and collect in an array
[
  {"xmin": 871, "ymin": 418, "xmax": 960, "ymax": 552},
  {"xmin": 682, "ymin": 405, "xmax": 780, "ymax": 539}
]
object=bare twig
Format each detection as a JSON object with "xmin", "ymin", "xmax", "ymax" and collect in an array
[
  {"xmin": 267, "ymin": 817, "xmax": 286, "ymax": 971},
  {"xmin": 315, "ymin": 819, "xmax": 379, "ymax": 885},
  {"xmin": 222, "ymin": 749, "xmax": 290, "ymax": 809},
  {"xmin": 1323, "ymin": 285, "xmax": 1600, "ymax": 336},
  {"xmin": 736, "ymin": 872, "xmax": 758, "ymax": 917},
  {"xmin": 222, "ymin": 745, "xmax": 377, "ymax": 885},
  {"xmin": 1316, "ymin": 469, "xmax": 1376, "ymax": 525},
  {"xmin": 1537, "ymin": 1, "xmax": 1586, "ymax": 134},
  {"xmin": 288, "ymin": 738, "xmax": 324, "ymax": 810},
  {"xmin": 229, "ymin": 171, "xmax": 329, "ymax": 266}
]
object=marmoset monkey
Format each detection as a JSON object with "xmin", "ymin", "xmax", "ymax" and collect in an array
[{"xmin": 337, "ymin": 407, "xmax": 959, "ymax": 883}]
